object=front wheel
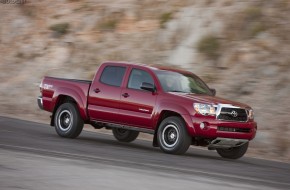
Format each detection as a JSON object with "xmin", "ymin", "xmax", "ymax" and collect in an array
[
  {"xmin": 216, "ymin": 142, "xmax": 249, "ymax": 159},
  {"xmin": 157, "ymin": 116, "xmax": 191, "ymax": 155},
  {"xmin": 112, "ymin": 128, "xmax": 139, "ymax": 142},
  {"xmin": 54, "ymin": 103, "xmax": 84, "ymax": 138}
]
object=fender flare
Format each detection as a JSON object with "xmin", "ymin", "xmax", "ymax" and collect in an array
[
  {"xmin": 52, "ymin": 87, "xmax": 88, "ymax": 121},
  {"xmin": 153, "ymin": 102, "xmax": 195, "ymax": 136}
]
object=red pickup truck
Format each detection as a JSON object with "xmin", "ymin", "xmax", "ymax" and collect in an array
[{"xmin": 38, "ymin": 62, "xmax": 257, "ymax": 159}]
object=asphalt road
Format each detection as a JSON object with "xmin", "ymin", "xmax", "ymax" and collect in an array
[{"xmin": 0, "ymin": 116, "xmax": 289, "ymax": 190}]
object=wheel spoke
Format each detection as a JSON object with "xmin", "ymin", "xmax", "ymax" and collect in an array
[
  {"xmin": 162, "ymin": 124, "xmax": 179, "ymax": 148},
  {"xmin": 58, "ymin": 110, "xmax": 73, "ymax": 132}
]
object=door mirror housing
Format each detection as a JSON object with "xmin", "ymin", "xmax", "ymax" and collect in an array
[
  {"xmin": 141, "ymin": 82, "xmax": 155, "ymax": 92},
  {"xmin": 210, "ymin": 88, "xmax": 216, "ymax": 96}
]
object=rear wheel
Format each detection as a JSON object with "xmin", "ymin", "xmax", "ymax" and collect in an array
[
  {"xmin": 157, "ymin": 116, "xmax": 191, "ymax": 155},
  {"xmin": 54, "ymin": 103, "xmax": 84, "ymax": 138},
  {"xmin": 216, "ymin": 142, "xmax": 249, "ymax": 159},
  {"xmin": 112, "ymin": 128, "xmax": 139, "ymax": 142}
]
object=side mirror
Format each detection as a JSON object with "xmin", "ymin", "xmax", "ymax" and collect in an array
[
  {"xmin": 210, "ymin": 88, "xmax": 216, "ymax": 96},
  {"xmin": 141, "ymin": 82, "xmax": 155, "ymax": 92}
]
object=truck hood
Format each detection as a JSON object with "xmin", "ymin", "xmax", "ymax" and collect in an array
[{"xmin": 170, "ymin": 92, "xmax": 250, "ymax": 108}]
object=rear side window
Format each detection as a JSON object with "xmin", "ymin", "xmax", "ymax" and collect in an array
[{"xmin": 100, "ymin": 66, "xmax": 126, "ymax": 87}]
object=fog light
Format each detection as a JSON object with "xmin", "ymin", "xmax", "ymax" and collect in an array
[{"xmin": 200, "ymin": 122, "xmax": 208, "ymax": 130}]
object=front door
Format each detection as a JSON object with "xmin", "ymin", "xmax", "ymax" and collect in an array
[{"xmin": 118, "ymin": 68, "xmax": 157, "ymax": 129}]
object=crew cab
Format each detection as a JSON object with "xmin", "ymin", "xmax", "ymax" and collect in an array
[{"xmin": 38, "ymin": 62, "xmax": 257, "ymax": 159}]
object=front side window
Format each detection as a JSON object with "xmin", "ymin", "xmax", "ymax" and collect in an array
[
  {"xmin": 100, "ymin": 66, "xmax": 126, "ymax": 87},
  {"xmin": 154, "ymin": 70, "xmax": 213, "ymax": 95},
  {"xmin": 128, "ymin": 69, "xmax": 154, "ymax": 90}
]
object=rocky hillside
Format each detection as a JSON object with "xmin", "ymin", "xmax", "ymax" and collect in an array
[{"xmin": 1, "ymin": 0, "xmax": 290, "ymax": 161}]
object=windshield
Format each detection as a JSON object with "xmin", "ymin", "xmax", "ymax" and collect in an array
[{"xmin": 154, "ymin": 70, "xmax": 213, "ymax": 95}]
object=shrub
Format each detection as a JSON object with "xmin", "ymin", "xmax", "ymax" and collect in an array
[
  {"xmin": 243, "ymin": 7, "xmax": 267, "ymax": 38},
  {"xmin": 244, "ymin": 7, "xmax": 262, "ymax": 21},
  {"xmin": 49, "ymin": 23, "xmax": 70, "ymax": 36},
  {"xmin": 249, "ymin": 22, "xmax": 267, "ymax": 37},
  {"xmin": 159, "ymin": 12, "xmax": 173, "ymax": 28},
  {"xmin": 98, "ymin": 19, "xmax": 118, "ymax": 31},
  {"xmin": 197, "ymin": 35, "xmax": 220, "ymax": 59}
]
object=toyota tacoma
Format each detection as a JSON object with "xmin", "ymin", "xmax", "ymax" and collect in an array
[{"xmin": 38, "ymin": 62, "xmax": 257, "ymax": 159}]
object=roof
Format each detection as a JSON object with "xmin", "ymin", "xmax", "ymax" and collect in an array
[{"xmin": 102, "ymin": 61, "xmax": 193, "ymax": 75}]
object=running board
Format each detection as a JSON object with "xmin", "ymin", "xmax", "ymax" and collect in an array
[
  {"xmin": 208, "ymin": 138, "xmax": 249, "ymax": 150},
  {"xmin": 91, "ymin": 120, "xmax": 155, "ymax": 134}
]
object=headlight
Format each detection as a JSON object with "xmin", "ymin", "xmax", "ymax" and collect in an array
[
  {"xmin": 194, "ymin": 103, "xmax": 216, "ymax": 116},
  {"xmin": 247, "ymin": 109, "xmax": 254, "ymax": 120}
]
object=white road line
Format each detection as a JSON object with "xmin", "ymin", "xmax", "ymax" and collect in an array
[{"xmin": 0, "ymin": 143, "xmax": 289, "ymax": 187}]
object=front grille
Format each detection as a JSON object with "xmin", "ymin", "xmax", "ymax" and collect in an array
[
  {"xmin": 217, "ymin": 108, "xmax": 248, "ymax": 122},
  {"xmin": 218, "ymin": 126, "xmax": 251, "ymax": 133}
]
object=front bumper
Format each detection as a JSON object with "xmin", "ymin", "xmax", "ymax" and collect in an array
[
  {"xmin": 191, "ymin": 116, "xmax": 257, "ymax": 140},
  {"xmin": 37, "ymin": 96, "xmax": 43, "ymax": 110}
]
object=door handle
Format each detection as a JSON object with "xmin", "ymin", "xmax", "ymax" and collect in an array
[
  {"xmin": 122, "ymin": 93, "xmax": 129, "ymax": 98},
  {"xmin": 94, "ymin": 88, "xmax": 100, "ymax": 93}
]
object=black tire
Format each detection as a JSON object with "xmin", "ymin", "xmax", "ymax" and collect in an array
[
  {"xmin": 112, "ymin": 128, "xmax": 139, "ymax": 142},
  {"xmin": 54, "ymin": 103, "xmax": 84, "ymax": 138},
  {"xmin": 216, "ymin": 142, "xmax": 249, "ymax": 159},
  {"xmin": 157, "ymin": 116, "xmax": 191, "ymax": 155}
]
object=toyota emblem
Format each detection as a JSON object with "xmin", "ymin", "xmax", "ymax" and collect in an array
[{"xmin": 231, "ymin": 110, "xmax": 238, "ymax": 117}]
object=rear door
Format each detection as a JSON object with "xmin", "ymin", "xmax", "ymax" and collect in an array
[
  {"xmin": 118, "ymin": 67, "xmax": 157, "ymax": 129},
  {"xmin": 88, "ymin": 64, "xmax": 128, "ymax": 123}
]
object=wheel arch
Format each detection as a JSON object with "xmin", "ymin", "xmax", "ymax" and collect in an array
[
  {"xmin": 152, "ymin": 110, "xmax": 195, "ymax": 147},
  {"xmin": 50, "ymin": 94, "xmax": 87, "ymax": 126}
]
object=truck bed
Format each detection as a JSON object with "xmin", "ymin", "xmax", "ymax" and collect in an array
[
  {"xmin": 41, "ymin": 76, "xmax": 92, "ymax": 114},
  {"xmin": 45, "ymin": 76, "xmax": 92, "ymax": 84}
]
